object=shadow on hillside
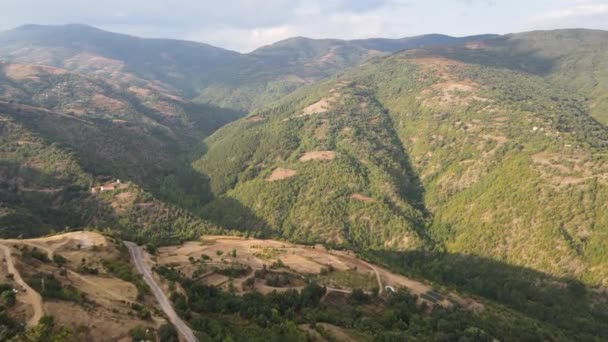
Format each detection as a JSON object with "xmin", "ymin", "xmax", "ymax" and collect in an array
[
  {"xmin": 364, "ymin": 249, "xmax": 608, "ymax": 339},
  {"xmin": 199, "ymin": 196, "xmax": 271, "ymax": 238},
  {"xmin": 375, "ymin": 101, "xmax": 431, "ymax": 240},
  {"xmin": 431, "ymin": 36, "xmax": 557, "ymax": 76},
  {"xmin": 0, "ymin": 160, "xmax": 116, "ymax": 238}
]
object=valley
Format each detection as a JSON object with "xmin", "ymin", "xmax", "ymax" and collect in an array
[
  {"xmin": 0, "ymin": 22, "xmax": 608, "ymax": 341},
  {"xmin": 0, "ymin": 231, "xmax": 487, "ymax": 341}
]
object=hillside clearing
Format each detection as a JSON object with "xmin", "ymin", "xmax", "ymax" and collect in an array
[
  {"xmin": 350, "ymin": 193, "xmax": 374, "ymax": 202},
  {"xmin": 266, "ymin": 168, "xmax": 297, "ymax": 181},
  {"xmin": 299, "ymin": 151, "xmax": 336, "ymax": 162},
  {"xmin": 154, "ymin": 236, "xmax": 467, "ymax": 309}
]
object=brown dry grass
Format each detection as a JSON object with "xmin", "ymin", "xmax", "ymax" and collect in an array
[
  {"xmin": 531, "ymin": 151, "xmax": 608, "ymax": 187},
  {"xmin": 92, "ymin": 94, "xmax": 126, "ymax": 112},
  {"xmin": 128, "ymin": 86, "xmax": 152, "ymax": 97},
  {"xmin": 0, "ymin": 231, "xmax": 163, "ymax": 337},
  {"xmin": 65, "ymin": 53, "xmax": 125, "ymax": 74},
  {"xmin": 3, "ymin": 63, "xmax": 66, "ymax": 80},
  {"xmin": 266, "ymin": 168, "xmax": 297, "ymax": 181},
  {"xmin": 151, "ymin": 100, "xmax": 176, "ymax": 116},
  {"xmin": 350, "ymin": 194, "xmax": 374, "ymax": 203},
  {"xmin": 154, "ymin": 236, "xmax": 477, "ymax": 310},
  {"xmin": 111, "ymin": 191, "xmax": 136, "ymax": 214},
  {"xmin": 420, "ymin": 80, "xmax": 488, "ymax": 106},
  {"xmin": 409, "ymin": 56, "xmax": 489, "ymax": 107},
  {"xmin": 45, "ymin": 301, "xmax": 155, "ymax": 341},
  {"xmin": 297, "ymin": 92, "xmax": 340, "ymax": 117},
  {"xmin": 302, "ymin": 98, "xmax": 331, "ymax": 115},
  {"xmin": 245, "ymin": 115, "xmax": 265, "ymax": 123},
  {"xmin": 299, "ymin": 151, "xmax": 336, "ymax": 162}
]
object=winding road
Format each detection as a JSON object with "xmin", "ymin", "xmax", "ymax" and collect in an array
[
  {"xmin": 0, "ymin": 244, "xmax": 44, "ymax": 327},
  {"xmin": 124, "ymin": 241, "xmax": 198, "ymax": 342},
  {"xmin": 360, "ymin": 259, "xmax": 383, "ymax": 295}
]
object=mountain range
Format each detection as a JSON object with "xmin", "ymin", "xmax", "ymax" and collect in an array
[{"xmin": 1, "ymin": 23, "xmax": 608, "ymax": 340}]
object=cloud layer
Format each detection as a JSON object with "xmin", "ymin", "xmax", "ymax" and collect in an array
[{"xmin": 1, "ymin": 0, "xmax": 608, "ymax": 52}]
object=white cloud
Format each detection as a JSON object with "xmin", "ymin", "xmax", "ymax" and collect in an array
[
  {"xmin": 1, "ymin": 0, "xmax": 608, "ymax": 52},
  {"xmin": 540, "ymin": 2, "xmax": 608, "ymax": 19},
  {"xmin": 186, "ymin": 25, "xmax": 298, "ymax": 52},
  {"xmin": 530, "ymin": 0, "xmax": 608, "ymax": 29}
]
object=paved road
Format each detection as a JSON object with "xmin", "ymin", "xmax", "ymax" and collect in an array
[
  {"xmin": 0, "ymin": 243, "xmax": 44, "ymax": 327},
  {"xmin": 124, "ymin": 241, "xmax": 198, "ymax": 342}
]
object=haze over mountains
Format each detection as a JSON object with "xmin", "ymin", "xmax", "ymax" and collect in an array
[
  {"xmin": 1, "ymin": 23, "xmax": 608, "ymax": 340},
  {"xmin": 0, "ymin": 24, "xmax": 497, "ymax": 110}
]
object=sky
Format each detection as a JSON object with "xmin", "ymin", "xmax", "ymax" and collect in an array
[{"xmin": 1, "ymin": 0, "xmax": 608, "ymax": 52}]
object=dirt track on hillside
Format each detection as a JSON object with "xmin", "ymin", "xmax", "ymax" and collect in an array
[{"xmin": 0, "ymin": 244, "xmax": 43, "ymax": 327}]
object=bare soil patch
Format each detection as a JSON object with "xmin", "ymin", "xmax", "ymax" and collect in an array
[
  {"xmin": 530, "ymin": 151, "xmax": 608, "ymax": 187},
  {"xmin": 421, "ymin": 80, "xmax": 488, "ymax": 106},
  {"xmin": 266, "ymin": 168, "xmax": 297, "ymax": 182},
  {"xmin": 481, "ymin": 134, "xmax": 508, "ymax": 155},
  {"xmin": 92, "ymin": 94, "xmax": 126, "ymax": 112},
  {"xmin": 408, "ymin": 56, "xmax": 466, "ymax": 74},
  {"xmin": 128, "ymin": 86, "xmax": 152, "ymax": 97},
  {"xmin": 301, "ymin": 98, "xmax": 331, "ymax": 116},
  {"xmin": 111, "ymin": 191, "xmax": 136, "ymax": 214},
  {"xmin": 65, "ymin": 53, "xmax": 125, "ymax": 74},
  {"xmin": 0, "ymin": 231, "xmax": 158, "ymax": 335},
  {"xmin": 151, "ymin": 100, "xmax": 176, "ymax": 116},
  {"xmin": 299, "ymin": 151, "xmax": 336, "ymax": 162},
  {"xmin": 350, "ymin": 194, "xmax": 374, "ymax": 203},
  {"xmin": 3, "ymin": 63, "xmax": 66, "ymax": 80},
  {"xmin": 297, "ymin": 92, "xmax": 340, "ymax": 117},
  {"xmin": 45, "ymin": 301, "xmax": 155, "ymax": 342},
  {"xmin": 155, "ymin": 236, "xmax": 480, "ymax": 311},
  {"xmin": 245, "ymin": 115, "xmax": 265, "ymax": 123}
]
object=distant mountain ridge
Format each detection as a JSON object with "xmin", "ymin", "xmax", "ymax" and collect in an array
[{"xmin": 0, "ymin": 24, "xmax": 497, "ymax": 110}]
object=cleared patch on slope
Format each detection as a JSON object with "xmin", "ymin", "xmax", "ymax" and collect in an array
[
  {"xmin": 350, "ymin": 194, "xmax": 374, "ymax": 202},
  {"xmin": 266, "ymin": 168, "xmax": 297, "ymax": 181},
  {"xmin": 299, "ymin": 151, "xmax": 336, "ymax": 162},
  {"xmin": 297, "ymin": 91, "xmax": 341, "ymax": 117},
  {"xmin": 3, "ymin": 63, "xmax": 66, "ymax": 80}
]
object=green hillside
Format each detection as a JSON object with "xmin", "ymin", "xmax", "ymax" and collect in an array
[
  {"xmin": 0, "ymin": 61, "xmax": 235, "ymax": 242},
  {"xmin": 426, "ymin": 29, "xmax": 608, "ymax": 124},
  {"xmin": 0, "ymin": 61, "xmax": 244, "ymax": 208},
  {"xmin": 197, "ymin": 47, "xmax": 608, "ymax": 286},
  {"xmin": 2, "ymin": 25, "xmax": 608, "ymax": 339},
  {"xmin": 0, "ymin": 103, "xmax": 221, "ymax": 243},
  {"xmin": 196, "ymin": 78, "xmax": 431, "ymax": 249}
]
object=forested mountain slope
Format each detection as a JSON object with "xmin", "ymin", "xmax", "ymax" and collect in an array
[
  {"xmin": 0, "ymin": 102, "xmax": 221, "ymax": 242},
  {"xmin": 0, "ymin": 71, "xmax": 228, "ymax": 242},
  {"xmin": 197, "ymin": 47, "xmax": 608, "ymax": 287},
  {"xmin": 429, "ymin": 29, "xmax": 608, "ymax": 124},
  {"xmin": 0, "ymin": 24, "xmax": 493, "ymax": 111},
  {"xmin": 0, "ymin": 61, "xmax": 243, "ymax": 206},
  {"xmin": 1, "ymin": 24, "xmax": 608, "ymax": 340}
]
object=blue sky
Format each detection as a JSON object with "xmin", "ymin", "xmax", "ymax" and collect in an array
[{"xmin": 1, "ymin": 0, "xmax": 608, "ymax": 52}]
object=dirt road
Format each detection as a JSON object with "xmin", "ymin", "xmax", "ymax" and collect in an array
[
  {"xmin": 0, "ymin": 244, "xmax": 43, "ymax": 327},
  {"xmin": 359, "ymin": 259, "xmax": 383, "ymax": 295},
  {"xmin": 125, "ymin": 241, "xmax": 198, "ymax": 342}
]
